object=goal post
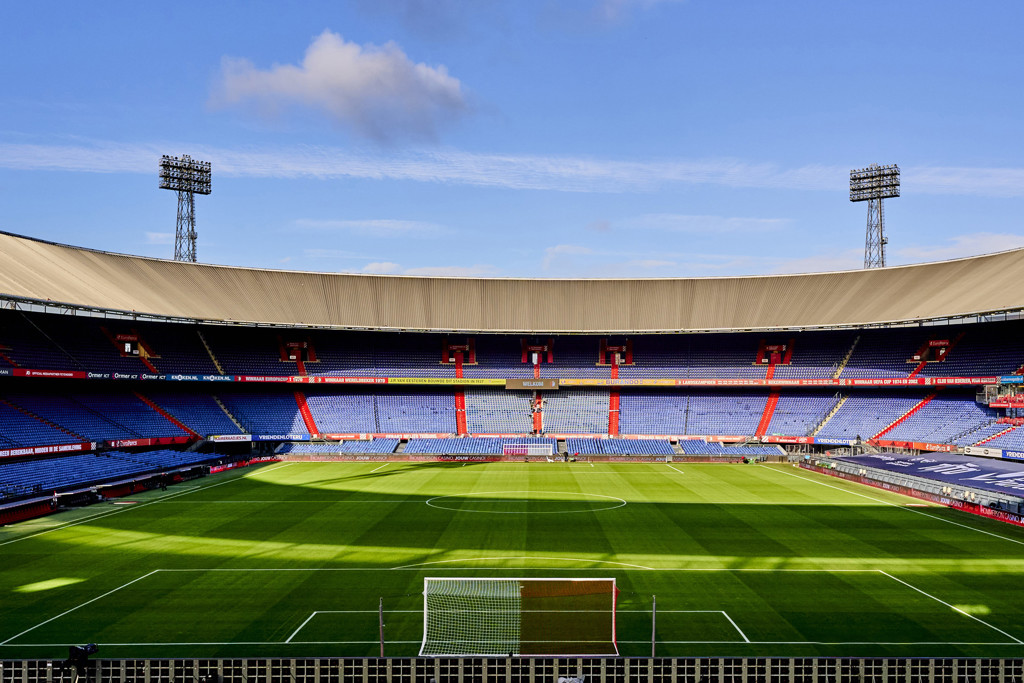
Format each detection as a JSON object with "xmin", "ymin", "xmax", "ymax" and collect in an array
[{"xmin": 420, "ymin": 577, "xmax": 618, "ymax": 657}]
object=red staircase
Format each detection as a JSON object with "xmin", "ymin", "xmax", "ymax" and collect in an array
[
  {"xmin": 533, "ymin": 393, "xmax": 544, "ymax": 433},
  {"xmin": 755, "ymin": 391, "xmax": 780, "ymax": 437},
  {"xmin": 454, "ymin": 390, "xmax": 468, "ymax": 435},
  {"xmin": 977, "ymin": 424, "xmax": 1019, "ymax": 446},
  {"xmin": 608, "ymin": 390, "xmax": 620, "ymax": 436},
  {"xmin": 872, "ymin": 391, "xmax": 939, "ymax": 440},
  {"xmin": 134, "ymin": 392, "xmax": 200, "ymax": 439},
  {"xmin": 293, "ymin": 391, "xmax": 320, "ymax": 437}
]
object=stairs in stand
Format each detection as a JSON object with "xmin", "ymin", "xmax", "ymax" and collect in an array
[
  {"xmin": 755, "ymin": 391, "xmax": 780, "ymax": 437},
  {"xmin": 134, "ymin": 391, "xmax": 200, "ymax": 439},
  {"xmin": 608, "ymin": 390, "xmax": 620, "ymax": 436},
  {"xmin": 197, "ymin": 330, "xmax": 226, "ymax": 375},
  {"xmin": 810, "ymin": 394, "xmax": 847, "ymax": 437},
  {"xmin": 871, "ymin": 391, "xmax": 940, "ymax": 440},
  {"xmin": 294, "ymin": 391, "xmax": 320, "ymax": 437},
  {"xmin": 977, "ymin": 424, "xmax": 1019, "ymax": 446},
  {"xmin": 454, "ymin": 390, "xmax": 468, "ymax": 435}
]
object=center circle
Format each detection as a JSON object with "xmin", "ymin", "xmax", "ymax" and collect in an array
[{"xmin": 425, "ymin": 490, "xmax": 627, "ymax": 514}]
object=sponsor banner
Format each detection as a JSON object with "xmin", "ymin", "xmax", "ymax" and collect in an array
[
  {"xmin": 802, "ymin": 464, "xmax": 1024, "ymax": 527},
  {"xmin": 294, "ymin": 376, "xmax": 388, "ymax": 384},
  {"xmin": 965, "ymin": 446, "xmax": 1003, "ymax": 459},
  {"xmin": 1004, "ymin": 451, "xmax": 1024, "ymax": 461},
  {"xmin": 377, "ymin": 432, "xmax": 447, "ymax": 439},
  {"xmin": 1000, "ymin": 375, "xmax": 1024, "ymax": 385},
  {"xmin": 506, "ymin": 378, "xmax": 560, "ymax": 390},
  {"xmin": 0, "ymin": 441, "xmax": 93, "ymax": 459},
  {"xmin": 107, "ymin": 436, "xmax": 193, "ymax": 448},
  {"xmin": 763, "ymin": 435, "xmax": 815, "ymax": 444},
  {"xmin": 210, "ymin": 434, "xmax": 253, "ymax": 442},
  {"xmin": 235, "ymin": 375, "xmax": 292, "ymax": 383},
  {"xmin": 321, "ymin": 433, "xmax": 372, "ymax": 440},
  {"xmin": 0, "ymin": 368, "xmax": 11, "ymax": 377},
  {"xmin": 252, "ymin": 434, "xmax": 311, "ymax": 442},
  {"xmin": 388, "ymin": 377, "xmax": 504, "ymax": 386},
  {"xmin": 812, "ymin": 438, "xmax": 856, "ymax": 445},
  {"xmin": 209, "ymin": 456, "xmax": 280, "ymax": 473},
  {"xmin": 929, "ymin": 339, "xmax": 950, "ymax": 347},
  {"xmin": 419, "ymin": 454, "xmax": 502, "ymax": 462},
  {"xmin": 14, "ymin": 369, "xmax": 89, "ymax": 379},
  {"xmin": 871, "ymin": 439, "xmax": 957, "ymax": 452}
]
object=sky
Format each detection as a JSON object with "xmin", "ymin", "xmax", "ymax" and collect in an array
[{"xmin": 1, "ymin": 0, "xmax": 1023, "ymax": 278}]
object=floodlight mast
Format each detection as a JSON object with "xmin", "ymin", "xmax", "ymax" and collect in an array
[
  {"xmin": 850, "ymin": 163, "xmax": 899, "ymax": 268},
  {"xmin": 159, "ymin": 154, "xmax": 211, "ymax": 262}
]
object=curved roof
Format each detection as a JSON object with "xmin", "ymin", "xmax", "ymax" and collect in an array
[{"xmin": 1, "ymin": 230, "xmax": 1023, "ymax": 333}]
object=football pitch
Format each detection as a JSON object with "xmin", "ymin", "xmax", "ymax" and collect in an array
[{"xmin": 3, "ymin": 460, "xmax": 1024, "ymax": 659}]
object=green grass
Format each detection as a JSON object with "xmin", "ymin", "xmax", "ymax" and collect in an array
[{"xmin": 3, "ymin": 461, "xmax": 1024, "ymax": 659}]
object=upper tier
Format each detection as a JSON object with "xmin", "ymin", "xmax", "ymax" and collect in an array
[{"xmin": 3, "ymin": 231, "xmax": 1024, "ymax": 332}]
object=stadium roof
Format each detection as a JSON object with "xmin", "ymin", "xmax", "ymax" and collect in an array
[{"xmin": 2, "ymin": 230, "xmax": 1024, "ymax": 333}]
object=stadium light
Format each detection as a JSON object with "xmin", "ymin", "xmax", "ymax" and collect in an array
[
  {"xmin": 850, "ymin": 163, "xmax": 900, "ymax": 269},
  {"xmin": 159, "ymin": 154, "xmax": 212, "ymax": 263}
]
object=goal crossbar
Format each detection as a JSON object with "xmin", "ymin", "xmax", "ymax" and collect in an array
[{"xmin": 420, "ymin": 577, "xmax": 618, "ymax": 657}]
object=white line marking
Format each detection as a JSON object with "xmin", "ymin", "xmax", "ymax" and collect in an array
[
  {"xmin": 763, "ymin": 465, "xmax": 1024, "ymax": 547},
  {"xmin": 667, "ymin": 464, "xmax": 685, "ymax": 475},
  {"xmin": 4, "ymin": 639, "xmax": 1020, "ymax": 647},
  {"xmin": 285, "ymin": 611, "xmax": 320, "ymax": 643},
  {"xmin": 370, "ymin": 463, "xmax": 389, "ymax": 473},
  {"xmin": 1, "ymin": 570, "xmax": 161, "ymax": 645},
  {"xmin": 877, "ymin": 570, "xmax": 1023, "ymax": 644},
  {"xmin": 0, "ymin": 462, "xmax": 294, "ymax": 548},
  {"xmin": 720, "ymin": 611, "xmax": 749, "ymax": 642}
]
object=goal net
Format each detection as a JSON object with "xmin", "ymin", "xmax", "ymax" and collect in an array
[
  {"xmin": 502, "ymin": 443, "xmax": 554, "ymax": 457},
  {"xmin": 420, "ymin": 578, "xmax": 618, "ymax": 657}
]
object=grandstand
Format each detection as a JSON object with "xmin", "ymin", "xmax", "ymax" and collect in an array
[{"xmin": 7, "ymin": 231, "xmax": 1024, "ymax": 672}]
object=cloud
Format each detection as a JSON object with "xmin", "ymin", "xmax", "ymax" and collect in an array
[
  {"xmin": 145, "ymin": 232, "xmax": 174, "ymax": 245},
  {"xmin": 622, "ymin": 214, "xmax": 789, "ymax": 233},
  {"xmin": 7, "ymin": 138, "xmax": 1024, "ymax": 198},
  {"xmin": 767, "ymin": 249, "xmax": 864, "ymax": 275},
  {"xmin": 211, "ymin": 31, "xmax": 467, "ymax": 143},
  {"xmin": 293, "ymin": 218, "xmax": 450, "ymax": 236},
  {"xmin": 894, "ymin": 232, "xmax": 1024, "ymax": 263},
  {"xmin": 543, "ymin": 244, "xmax": 594, "ymax": 270},
  {"xmin": 362, "ymin": 261, "xmax": 403, "ymax": 274}
]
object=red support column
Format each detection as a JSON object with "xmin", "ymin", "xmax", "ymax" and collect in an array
[
  {"xmin": 454, "ymin": 350, "xmax": 464, "ymax": 379},
  {"xmin": 610, "ymin": 353, "xmax": 619, "ymax": 380},
  {"xmin": 533, "ymin": 392, "xmax": 543, "ymax": 433}
]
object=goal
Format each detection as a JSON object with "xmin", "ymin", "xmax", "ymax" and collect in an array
[
  {"xmin": 502, "ymin": 443, "xmax": 554, "ymax": 457},
  {"xmin": 419, "ymin": 577, "xmax": 618, "ymax": 657}
]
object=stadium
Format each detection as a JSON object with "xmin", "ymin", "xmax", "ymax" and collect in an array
[{"xmin": 4, "ymin": 229, "xmax": 1024, "ymax": 682}]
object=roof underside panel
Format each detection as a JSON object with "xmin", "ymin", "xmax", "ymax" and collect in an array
[{"xmin": 1, "ymin": 232, "xmax": 1022, "ymax": 332}]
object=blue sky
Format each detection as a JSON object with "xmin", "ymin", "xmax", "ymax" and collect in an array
[{"xmin": 1, "ymin": 0, "xmax": 1022, "ymax": 277}]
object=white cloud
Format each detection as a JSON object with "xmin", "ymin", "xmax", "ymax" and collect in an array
[
  {"xmin": 542, "ymin": 244, "xmax": 594, "ymax": 270},
  {"xmin": 6, "ymin": 139, "xmax": 1024, "ymax": 198},
  {"xmin": 894, "ymin": 232, "xmax": 1024, "ymax": 263},
  {"xmin": 293, "ymin": 218, "xmax": 450, "ymax": 236},
  {"xmin": 362, "ymin": 261, "xmax": 403, "ymax": 274},
  {"xmin": 145, "ymin": 232, "xmax": 174, "ymax": 245},
  {"xmin": 211, "ymin": 30, "xmax": 467, "ymax": 142}
]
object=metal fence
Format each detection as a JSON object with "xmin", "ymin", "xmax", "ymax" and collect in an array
[{"xmin": 3, "ymin": 658, "xmax": 1024, "ymax": 683}]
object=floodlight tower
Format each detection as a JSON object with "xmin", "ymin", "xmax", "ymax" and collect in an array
[
  {"xmin": 850, "ymin": 163, "xmax": 900, "ymax": 268},
  {"xmin": 159, "ymin": 154, "xmax": 211, "ymax": 262}
]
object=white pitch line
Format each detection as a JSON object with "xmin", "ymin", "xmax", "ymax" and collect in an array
[
  {"xmin": 667, "ymin": 464, "xmax": 685, "ymax": 475},
  {"xmin": 763, "ymin": 465, "xmax": 1024, "ymax": 547},
  {"xmin": 877, "ymin": 570, "xmax": 1023, "ymax": 644},
  {"xmin": 370, "ymin": 463, "xmax": 389, "ymax": 473},
  {"xmin": 390, "ymin": 555, "xmax": 656, "ymax": 570},
  {"xmin": 0, "ymin": 570, "xmax": 161, "ymax": 645},
  {"xmin": 5, "ymin": 640, "xmax": 1021, "ymax": 647},
  {"xmin": 0, "ymin": 462, "xmax": 294, "ymax": 548},
  {"xmin": 285, "ymin": 611, "xmax": 320, "ymax": 643},
  {"xmin": 720, "ymin": 611, "xmax": 750, "ymax": 643}
]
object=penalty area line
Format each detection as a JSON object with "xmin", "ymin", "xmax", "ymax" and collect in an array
[
  {"xmin": 877, "ymin": 570, "xmax": 1023, "ymax": 644},
  {"xmin": 0, "ymin": 570, "xmax": 162, "ymax": 645},
  {"xmin": 667, "ymin": 464, "xmax": 684, "ymax": 475}
]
